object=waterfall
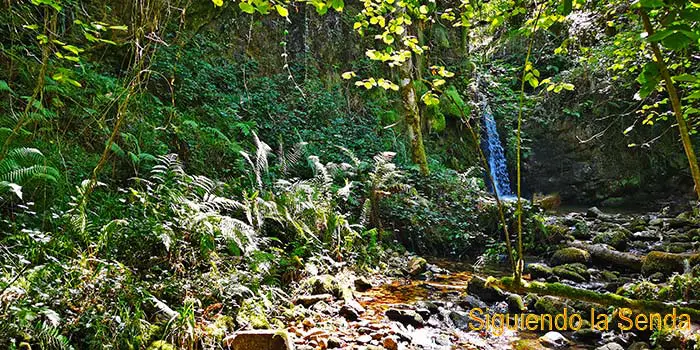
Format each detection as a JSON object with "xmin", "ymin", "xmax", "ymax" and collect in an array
[{"xmin": 480, "ymin": 99, "xmax": 514, "ymax": 199}]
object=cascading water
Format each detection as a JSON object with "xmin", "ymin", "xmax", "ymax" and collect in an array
[{"xmin": 480, "ymin": 99, "xmax": 514, "ymax": 199}]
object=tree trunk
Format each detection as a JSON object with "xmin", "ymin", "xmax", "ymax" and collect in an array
[
  {"xmin": 398, "ymin": 52, "xmax": 430, "ymax": 176},
  {"xmin": 640, "ymin": 11, "xmax": 700, "ymax": 200}
]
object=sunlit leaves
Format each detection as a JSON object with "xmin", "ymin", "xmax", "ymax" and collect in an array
[
  {"xmin": 213, "ymin": 0, "xmax": 224, "ymax": 6},
  {"xmin": 421, "ymin": 92, "xmax": 440, "ymax": 106},
  {"xmin": 341, "ymin": 71, "xmax": 356, "ymax": 79},
  {"xmin": 636, "ymin": 62, "xmax": 660, "ymax": 99},
  {"xmin": 239, "ymin": 2, "xmax": 256, "ymax": 14},
  {"xmin": 275, "ymin": 5, "xmax": 289, "ymax": 17}
]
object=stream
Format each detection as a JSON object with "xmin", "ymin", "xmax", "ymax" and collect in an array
[{"xmin": 286, "ymin": 206, "xmax": 700, "ymax": 350}]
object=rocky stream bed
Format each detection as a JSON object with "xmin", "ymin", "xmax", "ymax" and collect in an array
[{"xmin": 227, "ymin": 206, "xmax": 700, "ymax": 350}]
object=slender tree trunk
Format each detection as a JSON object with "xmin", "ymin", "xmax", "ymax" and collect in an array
[
  {"xmin": 399, "ymin": 58, "xmax": 430, "ymax": 176},
  {"xmin": 640, "ymin": 11, "xmax": 700, "ymax": 200}
]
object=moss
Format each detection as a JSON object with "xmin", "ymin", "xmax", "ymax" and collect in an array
[
  {"xmin": 490, "ymin": 277, "xmax": 700, "ymax": 319},
  {"xmin": 641, "ymin": 251, "xmax": 693, "ymax": 277},
  {"xmin": 439, "ymin": 85, "xmax": 469, "ymax": 118},
  {"xmin": 430, "ymin": 110, "xmax": 446, "ymax": 132},
  {"xmin": 572, "ymin": 221, "xmax": 591, "ymax": 239},
  {"xmin": 205, "ymin": 315, "xmax": 235, "ymax": 340},
  {"xmin": 592, "ymin": 229, "xmax": 630, "ymax": 250},
  {"xmin": 432, "ymin": 24, "xmax": 450, "ymax": 48},
  {"xmin": 147, "ymin": 341, "xmax": 176, "ymax": 350},
  {"xmin": 236, "ymin": 299, "xmax": 271, "ymax": 329},
  {"xmin": 550, "ymin": 247, "xmax": 591, "ymax": 266},
  {"xmin": 525, "ymin": 263, "xmax": 553, "ymax": 279},
  {"xmin": 553, "ymin": 263, "xmax": 589, "ymax": 283}
]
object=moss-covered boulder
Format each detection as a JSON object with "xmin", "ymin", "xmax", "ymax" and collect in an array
[
  {"xmin": 592, "ymin": 228, "xmax": 630, "ymax": 250},
  {"xmin": 572, "ymin": 221, "xmax": 591, "ymax": 239},
  {"xmin": 553, "ymin": 263, "xmax": 590, "ymax": 283},
  {"xmin": 407, "ymin": 256, "xmax": 428, "ymax": 276},
  {"xmin": 525, "ymin": 263, "xmax": 553, "ymax": 280},
  {"xmin": 550, "ymin": 247, "xmax": 591, "ymax": 266},
  {"xmin": 642, "ymin": 251, "xmax": 700, "ymax": 277},
  {"xmin": 302, "ymin": 274, "xmax": 343, "ymax": 298}
]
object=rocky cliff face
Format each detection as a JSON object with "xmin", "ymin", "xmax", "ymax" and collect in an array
[{"xmin": 523, "ymin": 110, "xmax": 693, "ymax": 206}]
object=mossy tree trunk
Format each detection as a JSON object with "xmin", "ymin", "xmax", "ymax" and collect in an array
[
  {"xmin": 398, "ymin": 47, "xmax": 430, "ymax": 176},
  {"xmin": 640, "ymin": 11, "xmax": 700, "ymax": 200}
]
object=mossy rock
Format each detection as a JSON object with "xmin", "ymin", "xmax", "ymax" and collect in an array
[
  {"xmin": 408, "ymin": 256, "xmax": 428, "ymax": 276},
  {"xmin": 553, "ymin": 263, "xmax": 590, "ymax": 283},
  {"xmin": 236, "ymin": 299, "xmax": 271, "ymax": 329},
  {"xmin": 550, "ymin": 247, "xmax": 591, "ymax": 266},
  {"xmin": 525, "ymin": 263, "xmax": 553, "ymax": 280},
  {"xmin": 641, "ymin": 251, "xmax": 700, "ymax": 277},
  {"xmin": 592, "ymin": 229, "xmax": 630, "ymax": 250},
  {"xmin": 572, "ymin": 221, "xmax": 591, "ymax": 239},
  {"xmin": 506, "ymin": 294, "xmax": 526, "ymax": 313},
  {"xmin": 544, "ymin": 224, "xmax": 569, "ymax": 242},
  {"xmin": 303, "ymin": 274, "xmax": 343, "ymax": 298}
]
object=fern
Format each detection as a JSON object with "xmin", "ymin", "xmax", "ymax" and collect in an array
[{"xmin": 0, "ymin": 147, "xmax": 59, "ymax": 187}]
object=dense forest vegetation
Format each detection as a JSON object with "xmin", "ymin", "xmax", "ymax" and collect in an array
[{"xmin": 2, "ymin": 0, "xmax": 700, "ymax": 349}]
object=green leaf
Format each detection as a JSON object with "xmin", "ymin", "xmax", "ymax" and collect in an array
[
  {"xmin": 561, "ymin": 0, "xmax": 572, "ymax": 15},
  {"xmin": 62, "ymin": 45, "xmax": 84, "ymax": 55},
  {"xmin": 239, "ymin": 2, "xmax": 255, "ymax": 14},
  {"xmin": 330, "ymin": 0, "xmax": 344, "ymax": 12},
  {"xmin": 0, "ymin": 80, "xmax": 11, "ymax": 93},
  {"xmin": 647, "ymin": 29, "xmax": 674, "ymax": 42},
  {"xmin": 561, "ymin": 83, "xmax": 575, "ymax": 91},
  {"xmin": 635, "ymin": 0, "xmax": 665, "ymax": 8},
  {"xmin": 109, "ymin": 25, "xmax": 128, "ymax": 31},
  {"xmin": 661, "ymin": 32, "xmax": 693, "ymax": 50}
]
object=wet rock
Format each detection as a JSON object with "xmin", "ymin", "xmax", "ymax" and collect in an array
[
  {"xmin": 539, "ymin": 331, "xmax": 570, "ymax": 347},
  {"xmin": 223, "ymin": 330, "xmax": 292, "ymax": 350},
  {"xmin": 553, "ymin": 263, "xmax": 590, "ymax": 282},
  {"xmin": 327, "ymin": 337, "xmax": 342, "ymax": 348},
  {"xmin": 467, "ymin": 276, "xmax": 506, "ymax": 302},
  {"xmin": 596, "ymin": 343, "xmax": 624, "ymax": 350},
  {"xmin": 415, "ymin": 308, "xmax": 431, "ymax": 320},
  {"xmin": 356, "ymin": 334, "xmax": 372, "ymax": 343},
  {"xmin": 385, "ymin": 308, "xmax": 424, "ymax": 327},
  {"xmin": 448, "ymin": 310, "xmax": 473, "ymax": 330},
  {"xmin": 506, "ymin": 294, "xmax": 526, "ymax": 313},
  {"xmin": 293, "ymin": 294, "xmax": 333, "ymax": 307},
  {"xmin": 407, "ymin": 256, "xmax": 427, "ymax": 276},
  {"xmin": 458, "ymin": 295, "xmax": 487, "ymax": 310},
  {"xmin": 573, "ymin": 327, "xmax": 602, "ymax": 342},
  {"xmin": 587, "ymin": 207, "xmax": 604, "ymax": 218},
  {"xmin": 648, "ymin": 272, "xmax": 665, "ymax": 283},
  {"xmin": 525, "ymin": 263, "xmax": 553, "ymax": 279},
  {"xmin": 382, "ymin": 336, "xmax": 399, "ymax": 350},
  {"xmin": 339, "ymin": 300, "xmax": 364, "ymax": 321},
  {"xmin": 593, "ymin": 228, "xmax": 630, "ymax": 250},
  {"xmin": 354, "ymin": 277, "xmax": 372, "ymax": 292},
  {"xmin": 414, "ymin": 300, "xmax": 439, "ymax": 314},
  {"xmin": 631, "ymin": 230, "xmax": 659, "ymax": 242},
  {"xmin": 627, "ymin": 342, "xmax": 651, "ymax": 350},
  {"xmin": 551, "ymin": 247, "xmax": 591, "ymax": 266}
]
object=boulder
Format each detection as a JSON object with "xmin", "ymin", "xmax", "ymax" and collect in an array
[
  {"xmin": 506, "ymin": 294, "xmax": 526, "ymax": 313},
  {"xmin": 223, "ymin": 330, "xmax": 292, "ymax": 350},
  {"xmin": 595, "ymin": 343, "xmax": 624, "ymax": 350},
  {"xmin": 572, "ymin": 221, "xmax": 592, "ymax": 239},
  {"xmin": 539, "ymin": 331, "xmax": 570, "ymax": 347},
  {"xmin": 553, "ymin": 263, "xmax": 590, "ymax": 283},
  {"xmin": 354, "ymin": 277, "xmax": 372, "ymax": 292},
  {"xmin": 550, "ymin": 247, "xmax": 591, "ymax": 266},
  {"xmin": 407, "ymin": 256, "xmax": 428, "ymax": 276},
  {"xmin": 467, "ymin": 276, "xmax": 506, "ymax": 302},
  {"xmin": 385, "ymin": 308, "xmax": 424, "ymax": 327},
  {"xmin": 641, "ymin": 251, "xmax": 700, "ymax": 277},
  {"xmin": 592, "ymin": 228, "xmax": 630, "ymax": 250},
  {"xmin": 525, "ymin": 263, "xmax": 553, "ymax": 279}
]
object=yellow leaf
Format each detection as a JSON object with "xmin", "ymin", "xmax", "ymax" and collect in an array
[
  {"xmin": 341, "ymin": 71, "xmax": 356, "ymax": 79},
  {"xmin": 419, "ymin": 5, "xmax": 428, "ymax": 14},
  {"xmin": 212, "ymin": 0, "xmax": 223, "ymax": 6},
  {"xmin": 276, "ymin": 5, "xmax": 289, "ymax": 17}
]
